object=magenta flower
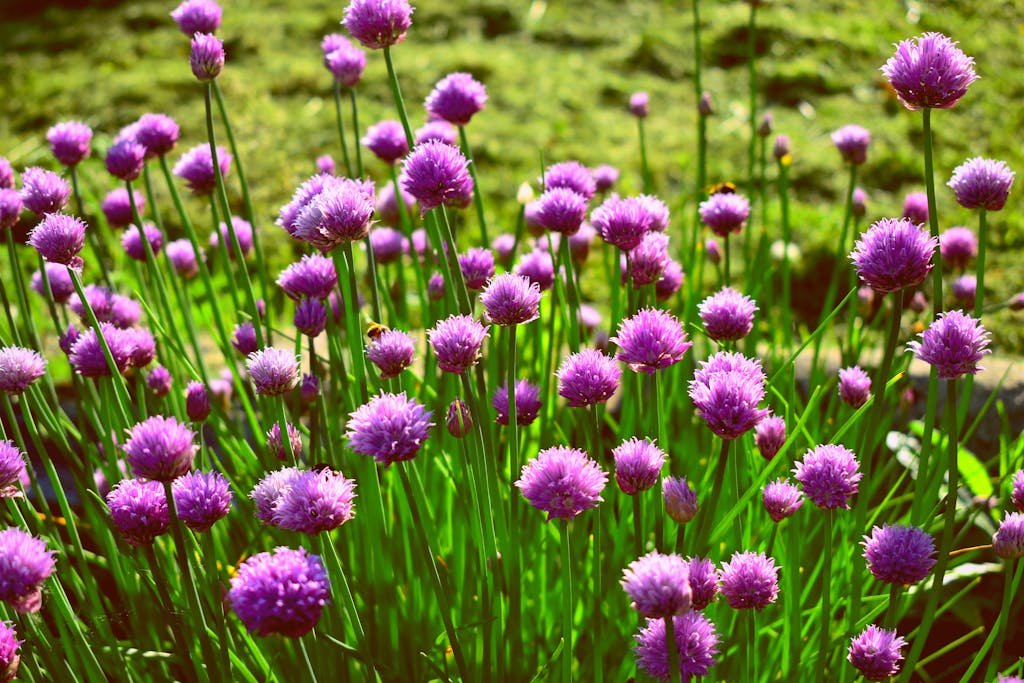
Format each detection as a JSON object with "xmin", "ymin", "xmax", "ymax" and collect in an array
[
  {"xmin": 699, "ymin": 287, "xmax": 758, "ymax": 342},
  {"xmin": 515, "ymin": 249, "xmax": 555, "ymax": 291},
  {"xmin": 20, "ymin": 168, "xmax": 70, "ymax": 215},
  {"xmin": 613, "ymin": 308, "xmax": 692, "ymax": 374},
  {"xmin": 105, "ymin": 139, "xmax": 146, "ymax": 182},
  {"xmin": 363, "ymin": 120, "xmax": 410, "ymax": 164},
  {"xmin": 107, "ymin": 478, "xmax": 169, "ymax": 547},
  {"xmin": 481, "ymin": 273, "xmax": 542, "ymax": 326},
  {"xmin": 629, "ymin": 91, "xmax": 649, "ymax": 118},
  {"xmin": 173, "ymin": 144, "xmax": 231, "ymax": 195},
  {"xmin": 0, "ymin": 158, "xmax": 12, "ymax": 189},
  {"xmin": 881, "ymin": 32, "xmax": 978, "ymax": 110},
  {"xmin": 185, "ymin": 381, "xmax": 211, "ymax": 422},
  {"xmin": 850, "ymin": 218, "xmax": 937, "ymax": 293},
  {"xmin": 762, "ymin": 479, "xmax": 803, "ymax": 523},
  {"xmin": 613, "ymin": 437, "xmax": 666, "ymax": 495},
  {"xmin": 993, "ymin": 512, "xmax": 1024, "ymax": 559},
  {"xmin": 948, "ymin": 157, "xmax": 1014, "ymax": 211},
  {"xmin": 277, "ymin": 174, "xmax": 335, "ymax": 235},
  {"xmin": 415, "ymin": 120, "xmax": 458, "ymax": 146},
  {"xmin": 27, "ymin": 213, "xmax": 86, "ymax": 268},
  {"xmin": 400, "ymin": 141, "xmax": 474, "ymax": 213},
  {"xmin": 166, "ymin": 239, "xmax": 200, "ymax": 279},
  {"xmin": 847, "ymin": 626, "xmax": 907, "ymax": 681},
  {"xmin": 172, "ymin": 470, "xmax": 232, "ymax": 532},
  {"xmin": 343, "ymin": 0, "xmax": 413, "ymax": 50},
  {"xmin": 1011, "ymin": 470, "xmax": 1024, "ymax": 512},
  {"xmin": 147, "ymin": 366, "xmax": 173, "ymax": 397},
  {"xmin": 228, "ymin": 547, "xmax": 331, "ymax": 637},
  {"xmin": 754, "ymin": 414, "xmax": 786, "ymax": 460},
  {"xmin": 629, "ymin": 232, "xmax": 670, "ymax": 286},
  {"xmin": 592, "ymin": 164, "xmax": 619, "ymax": 193},
  {"xmin": 838, "ymin": 366, "xmax": 872, "ymax": 408},
  {"xmin": 123, "ymin": 415, "xmax": 197, "ymax": 482},
  {"xmin": 529, "ymin": 188, "xmax": 588, "ymax": 236},
  {"xmin": 862, "ymin": 524, "xmax": 936, "ymax": 585},
  {"xmin": 516, "ymin": 445, "xmax": 607, "ymax": 521},
  {"xmin": 699, "ymin": 193, "xmax": 750, "ymax": 237},
  {"xmin": 294, "ymin": 179, "xmax": 376, "ymax": 252},
  {"xmin": 47, "ymin": 121, "xmax": 92, "ymax": 167},
  {"xmin": 688, "ymin": 354, "xmax": 768, "ymax": 440},
  {"xmin": 492, "ymin": 380, "xmax": 542, "ymax": 426},
  {"xmin": 907, "ymin": 310, "xmax": 990, "ymax": 379},
  {"xmin": 277, "ymin": 254, "xmax": 338, "ymax": 301},
  {"xmin": 294, "ymin": 298, "xmax": 327, "ymax": 338},
  {"xmin": 663, "ymin": 476, "xmax": 697, "ymax": 524},
  {"xmin": 622, "ymin": 551, "xmax": 691, "ymax": 618},
  {"xmin": 210, "ymin": 216, "xmax": 253, "ymax": 260},
  {"xmin": 171, "ymin": 0, "xmax": 221, "ymax": 34},
  {"xmin": 0, "ymin": 189, "xmax": 21, "ymax": 230},
  {"xmin": 272, "ymin": 469, "xmax": 357, "ymax": 535},
  {"xmin": 793, "ymin": 444, "xmax": 862, "ymax": 510},
  {"xmin": 376, "ymin": 182, "xmax": 416, "ymax": 224},
  {"xmin": 0, "ymin": 620, "xmax": 20, "ymax": 681},
  {"xmin": 0, "ymin": 347, "xmax": 46, "ymax": 395},
  {"xmin": 633, "ymin": 611, "xmax": 719, "ymax": 680},
  {"xmin": 951, "ymin": 274, "xmax": 976, "ymax": 307},
  {"xmin": 190, "ymin": 32, "xmax": 225, "ymax": 81},
  {"xmin": 656, "ymin": 259, "xmax": 684, "ymax": 301},
  {"xmin": 428, "ymin": 315, "xmax": 488, "ymax": 374},
  {"xmin": 687, "ymin": 557, "xmax": 719, "ymax": 609},
  {"xmin": 366, "ymin": 329, "xmax": 416, "ymax": 379},
  {"xmin": 246, "ymin": 348, "xmax": 299, "ymax": 396},
  {"xmin": 133, "ymin": 113, "xmax": 181, "ymax": 158},
  {"xmin": 231, "ymin": 322, "xmax": 258, "ymax": 356},
  {"xmin": 446, "ymin": 399, "xmax": 472, "ymax": 437},
  {"xmin": 325, "ymin": 43, "xmax": 367, "ymax": 88},
  {"xmin": 347, "ymin": 392, "xmax": 433, "ymax": 465},
  {"xmin": 0, "ymin": 528, "xmax": 56, "ymax": 613},
  {"xmin": 100, "ymin": 188, "xmax": 139, "ymax": 227},
  {"xmin": 853, "ymin": 187, "xmax": 868, "ymax": 217},
  {"xmin": 902, "ymin": 191, "xmax": 928, "ymax": 225},
  {"xmin": 831, "ymin": 125, "xmax": 870, "ymax": 165},
  {"xmin": 544, "ymin": 161, "xmax": 597, "ymax": 201},
  {"xmin": 425, "ymin": 72, "xmax": 487, "ymax": 126},
  {"xmin": 557, "ymin": 349, "xmax": 620, "ymax": 407},
  {"xmin": 939, "ymin": 226, "xmax": 977, "ymax": 269},
  {"xmin": 591, "ymin": 195, "xmax": 653, "ymax": 250},
  {"xmin": 568, "ymin": 222, "xmax": 597, "ymax": 265},
  {"xmin": 122, "ymin": 223, "xmax": 163, "ymax": 261},
  {"xmin": 458, "ymin": 247, "xmax": 495, "ymax": 290},
  {"xmin": 0, "ymin": 441, "xmax": 27, "ymax": 499},
  {"xmin": 267, "ymin": 423, "xmax": 303, "ymax": 460},
  {"xmin": 719, "ymin": 551, "xmax": 779, "ymax": 610}
]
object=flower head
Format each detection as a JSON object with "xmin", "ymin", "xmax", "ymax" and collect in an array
[
  {"xmin": 184, "ymin": 380, "xmax": 211, "ymax": 422},
  {"xmin": 629, "ymin": 92, "xmax": 649, "ymax": 118},
  {"xmin": 993, "ymin": 512, "xmax": 1024, "ymax": 559},
  {"xmin": 719, "ymin": 551, "xmax": 779, "ymax": 610},
  {"xmin": 251, "ymin": 468, "xmax": 302, "ymax": 524},
  {"xmin": 458, "ymin": 247, "xmax": 495, "ymax": 290},
  {"xmin": 400, "ymin": 141, "xmax": 474, "ymax": 213},
  {"xmin": 425, "ymin": 72, "xmax": 487, "ymax": 126},
  {"xmin": 515, "ymin": 249, "xmax": 555, "ymax": 291},
  {"xmin": 0, "ymin": 619, "xmax": 21, "ymax": 681},
  {"xmin": 493, "ymin": 380, "xmax": 542, "ymax": 426},
  {"xmin": 266, "ymin": 423, "xmax": 303, "ymax": 461},
  {"xmin": 793, "ymin": 444, "xmax": 862, "ymax": 510},
  {"xmin": 592, "ymin": 195, "xmax": 653, "ymax": 250},
  {"xmin": 325, "ymin": 42, "xmax": 366, "ymax": 88},
  {"xmin": 544, "ymin": 161, "xmax": 597, "ymax": 200},
  {"xmin": 516, "ymin": 446, "xmax": 607, "ymax": 521},
  {"xmin": 863, "ymin": 524, "xmax": 936, "ymax": 585},
  {"xmin": 0, "ymin": 347, "xmax": 46, "ymax": 395},
  {"xmin": 699, "ymin": 193, "xmax": 750, "ymax": 237},
  {"xmin": 762, "ymin": 479, "xmax": 804, "ymax": 522},
  {"xmin": 190, "ymin": 32, "xmax": 225, "ymax": 81},
  {"xmin": 19, "ymin": 167, "xmax": 70, "ymax": 215},
  {"xmin": 850, "ymin": 218, "xmax": 937, "ymax": 293},
  {"xmin": 592, "ymin": 164, "xmax": 619, "ymax": 193},
  {"xmin": 663, "ymin": 476, "xmax": 698, "ymax": 524},
  {"xmin": 629, "ymin": 232, "xmax": 670, "ymax": 286},
  {"xmin": 754, "ymin": 414, "xmax": 786, "ymax": 460},
  {"xmin": 171, "ymin": 0, "xmax": 221, "ymax": 34},
  {"xmin": 166, "ymin": 239, "xmax": 200, "ymax": 279},
  {"xmin": 613, "ymin": 438, "xmax": 666, "ymax": 495},
  {"xmin": 529, "ymin": 188, "xmax": 588, "ymax": 236},
  {"xmin": 343, "ymin": 0, "xmax": 413, "ymax": 50},
  {"xmin": 375, "ymin": 182, "xmax": 416, "ymax": 224},
  {"xmin": 294, "ymin": 298, "xmax": 327, "ymax": 338},
  {"xmin": 272, "ymin": 469, "xmax": 356, "ymax": 534},
  {"xmin": 101, "ymin": 188, "xmax": 140, "ymax": 227},
  {"xmin": 699, "ymin": 287, "xmax": 758, "ymax": 342},
  {"xmin": 347, "ymin": 392, "xmax": 433, "ymax": 465},
  {"xmin": 147, "ymin": 366, "xmax": 173, "ymax": 397},
  {"xmin": 107, "ymin": 479, "xmax": 169, "ymax": 547},
  {"xmin": 613, "ymin": 309, "xmax": 692, "ymax": 374},
  {"xmin": 47, "ymin": 121, "xmax": 92, "ymax": 167},
  {"xmin": 278, "ymin": 254, "xmax": 338, "ymax": 301},
  {"xmin": 247, "ymin": 348, "xmax": 299, "ymax": 396},
  {"xmin": 123, "ymin": 416, "xmax": 196, "ymax": 482},
  {"xmin": 0, "ymin": 159, "xmax": 12, "ymax": 190},
  {"xmin": 0, "ymin": 441, "xmax": 27, "ymax": 499},
  {"xmin": 363, "ymin": 120, "xmax": 409, "ymax": 164},
  {"xmin": 838, "ymin": 366, "xmax": 872, "ymax": 408},
  {"xmin": 907, "ymin": 310, "xmax": 990, "ymax": 380},
  {"xmin": 853, "ymin": 187, "xmax": 868, "ymax": 217},
  {"xmin": 656, "ymin": 259, "xmax": 684, "ymax": 301},
  {"xmin": 951, "ymin": 275, "xmax": 976, "ymax": 307},
  {"xmin": 0, "ymin": 528, "xmax": 55, "ymax": 613},
  {"xmin": 634, "ymin": 611, "xmax": 720, "ymax": 680},
  {"xmin": 173, "ymin": 144, "xmax": 231, "ymax": 195},
  {"xmin": 939, "ymin": 226, "xmax": 977, "ymax": 269},
  {"xmin": 622, "ymin": 552, "xmax": 691, "ymax": 618},
  {"xmin": 210, "ymin": 216, "xmax": 253, "ymax": 260},
  {"xmin": 881, "ymin": 32, "xmax": 978, "ymax": 110},
  {"xmin": 848, "ymin": 626, "xmax": 907, "ymax": 681},
  {"xmin": 1011, "ymin": 470, "xmax": 1024, "ymax": 512},
  {"xmin": 27, "ymin": 213, "xmax": 86, "ymax": 268},
  {"xmin": 687, "ymin": 557, "xmax": 719, "ymax": 609},
  {"xmin": 689, "ymin": 354, "xmax": 768, "ymax": 440},
  {"xmin": 447, "ymin": 399, "xmax": 472, "ymax": 437},
  {"xmin": 105, "ymin": 139, "xmax": 146, "ymax": 182},
  {"xmin": 0, "ymin": 190, "xmax": 21, "ymax": 230},
  {"xmin": 230, "ymin": 322, "xmax": 258, "ymax": 356},
  {"xmin": 366, "ymin": 329, "xmax": 416, "ymax": 379},
  {"xmin": 557, "ymin": 349, "xmax": 621, "ymax": 407},
  {"xmin": 481, "ymin": 273, "xmax": 542, "ymax": 326},
  {"xmin": 831, "ymin": 125, "xmax": 870, "ymax": 165},
  {"xmin": 902, "ymin": 192, "xmax": 929, "ymax": 225},
  {"xmin": 948, "ymin": 157, "xmax": 1014, "ymax": 211},
  {"xmin": 228, "ymin": 547, "xmax": 330, "ymax": 637},
  {"xmin": 172, "ymin": 470, "xmax": 231, "ymax": 532},
  {"xmin": 122, "ymin": 223, "xmax": 163, "ymax": 261},
  {"xmin": 428, "ymin": 315, "xmax": 488, "ymax": 374},
  {"xmin": 294, "ymin": 179, "xmax": 376, "ymax": 252}
]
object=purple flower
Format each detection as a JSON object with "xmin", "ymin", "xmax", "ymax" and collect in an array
[
  {"xmin": 425, "ymin": 72, "xmax": 487, "ymax": 126},
  {"xmin": 47, "ymin": 121, "xmax": 92, "ymax": 167},
  {"xmin": 902, "ymin": 192, "xmax": 928, "ymax": 225},
  {"xmin": 277, "ymin": 254, "xmax": 338, "ymax": 301},
  {"xmin": 1011, "ymin": 470, "xmax": 1024, "ymax": 512},
  {"xmin": 699, "ymin": 192, "xmax": 750, "ymax": 237},
  {"xmin": 663, "ymin": 476, "xmax": 697, "ymax": 524},
  {"xmin": 773, "ymin": 135, "xmax": 791, "ymax": 161},
  {"xmin": 415, "ymin": 120, "xmax": 458, "ymax": 146},
  {"xmin": 171, "ymin": 0, "xmax": 221, "ymax": 34},
  {"xmin": 754, "ymin": 414, "xmax": 786, "ymax": 460},
  {"xmin": 515, "ymin": 249, "xmax": 555, "ymax": 291},
  {"xmin": 688, "ymin": 354, "xmax": 768, "ymax": 440},
  {"xmin": 228, "ymin": 547, "xmax": 331, "ymax": 637},
  {"xmin": 993, "ymin": 512, "xmax": 1024, "ymax": 559},
  {"xmin": 592, "ymin": 195, "xmax": 653, "ymax": 250},
  {"xmin": 568, "ymin": 222, "xmax": 596, "ymax": 265},
  {"xmin": 246, "ymin": 348, "xmax": 299, "ymax": 396},
  {"xmin": 0, "ymin": 158, "xmax": 13, "ymax": 189},
  {"xmin": 267, "ymin": 423, "xmax": 303, "ymax": 460},
  {"xmin": 124, "ymin": 327, "xmax": 156, "ymax": 368},
  {"xmin": 850, "ymin": 218, "xmax": 937, "ymax": 293},
  {"xmin": 687, "ymin": 557, "xmax": 719, "ymax": 609},
  {"xmin": 637, "ymin": 195, "xmax": 670, "ymax": 232},
  {"xmin": 428, "ymin": 315, "xmax": 488, "ymax": 374},
  {"xmin": 68, "ymin": 324, "xmax": 132, "ymax": 377},
  {"xmin": 544, "ymin": 161, "xmax": 597, "ymax": 200},
  {"xmin": 557, "ymin": 349, "xmax": 620, "ymax": 407},
  {"xmin": 346, "ymin": 392, "xmax": 432, "ymax": 465},
  {"xmin": 907, "ymin": 310, "xmax": 990, "ymax": 380},
  {"xmin": 951, "ymin": 274, "xmax": 976, "ymax": 306},
  {"xmin": 294, "ymin": 298, "xmax": 327, "ymax": 338},
  {"xmin": 838, "ymin": 366, "xmax": 872, "ymax": 408},
  {"xmin": 231, "ymin": 322, "xmax": 258, "ymax": 356},
  {"xmin": 133, "ymin": 113, "xmax": 181, "ymax": 158},
  {"xmin": 613, "ymin": 308, "xmax": 692, "ymax": 374},
  {"xmin": 698, "ymin": 91, "xmax": 714, "ymax": 116},
  {"xmin": 272, "ymin": 469, "xmax": 356, "ymax": 534},
  {"xmin": 516, "ymin": 445, "xmax": 607, "ymax": 521},
  {"xmin": 166, "ymin": 239, "xmax": 200, "ymax": 278},
  {"xmin": 592, "ymin": 164, "xmax": 619, "ymax": 193},
  {"xmin": 528, "ymin": 188, "xmax": 588, "ymax": 236},
  {"xmin": 210, "ymin": 216, "xmax": 253, "ymax": 260},
  {"xmin": 343, "ymin": 0, "xmax": 413, "ymax": 50},
  {"xmin": 0, "ymin": 441, "xmax": 26, "ymax": 499},
  {"xmin": 277, "ymin": 174, "xmax": 334, "ymax": 235},
  {"xmin": 400, "ymin": 141, "xmax": 474, "ymax": 213},
  {"xmin": 629, "ymin": 232, "xmax": 670, "ymax": 286},
  {"xmin": 634, "ymin": 611, "xmax": 719, "ymax": 680},
  {"xmin": 100, "ymin": 188, "xmax": 139, "ymax": 227},
  {"xmin": 613, "ymin": 438, "xmax": 666, "ymax": 495},
  {"xmin": 481, "ymin": 273, "xmax": 542, "ymax": 326},
  {"xmin": 123, "ymin": 415, "xmax": 196, "ymax": 482},
  {"xmin": 27, "ymin": 213, "xmax": 85, "ymax": 268},
  {"xmin": 939, "ymin": 226, "xmax": 977, "ymax": 269},
  {"xmin": 173, "ymin": 144, "xmax": 231, "ymax": 195},
  {"xmin": 107, "ymin": 479, "xmax": 169, "ymax": 547},
  {"xmin": 446, "ymin": 399, "xmax": 472, "ymax": 437},
  {"xmin": 831, "ymin": 125, "xmax": 870, "ymax": 165},
  {"xmin": 428, "ymin": 272, "xmax": 445, "ymax": 300},
  {"xmin": 863, "ymin": 524, "xmax": 936, "ymax": 585},
  {"xmin": 629, "ymin": 91, "xmax": 649, "ymax": 118},
  {"xmin": 762, "ymin": 479, "xmax": 804, "ymax": 523},
  {"xmin": 705, "ymin": 238, "xmax": 721, "ymax": 265},
  {"xmin": 19, "ymin": 168, "xmax": 70, "ymax": 215},
  {"xmin": 656, "ymin": 259, "xmax": 684, "ymax": 301},
  {"xmin": 0, "ymin": 528, "xmax": 55, "ymax": 613},
  {"xmin": 0, "ymin": 189, "xmax": 22, "ymax": 230},
  {"xmin": 121, "ymin": 223, "xmax": 163, "ymax": 261},
  {"xmin": 852, "ymin": 187, "xmax": 868, "ymax": 217},
  {"xmin": 948, "ymin": 157, "xmax": 1014, "ymax": 211},
  {"xmin": 316, "ymin": 154, "xmax": 336, "ymax": 175},
  {"xmin": 185, "ymin": 381, "xmax": 212, "ymax": 422},
  {"xmin": 325, "ymin": 43, "xmax": 367, "ymax": 88},
  {"xmin": 699, "ymin": 287, "xmax": 758, "ymax": 342},
  {"xmin": 375, "ymin": 182, "xmax": 416, "ymax": 224},
  {"xmin": 363, "ymin": 120, "xmax": 410, "ymax": 164},
  {"xmin": 0, "ymin": 347, "xmax": 46, "ymax": 395},
  {"xmin": 172, "ymin": 470, "xmax": 231, "ymax": 532},
  {"xmin": 251, "ymin": 467, "xmax": 302, "ymax": 524},
  {"xmin": 719, "ymin": 551, "xmax": 779, "ymax": 610},
  {"xmin": 147, "ymin": 366, "xmax": 173, "ymax": 397},
  {"xmin": 881, "ymin": 32, "xmax": 978, "ymax": 110},
  {"xmin": 848, "ymin": 626, "xmax": 907, "ymax": 681},
  {"xmin": 366, "ymin": 328, "xmax": 416, "ymax": 379},
  {"xmin": 793, "ymin": 444, "xmax": 862, "ymax": 510},
  {"xmin": 300, "ymin": 373, "xmax": 320, "ymax": 404},
  {"xmin": 190, "ymin": 32, "xmax": 224, "ymax": 81},
  {"xmin": 492, "ymin": 380, "xmax": 542, "ymax": 426},
  {"xmin": 622, "ymin": 551, "xmax": 691, "ymax": 618},
  {"xmin": 0, "ymin": 620, "xmax": 21, "ymax": 681},
  {"xmin": 105, "ymin": 139, "xmax": 146, "ymax": 182},
  {"xmin": 369, "ymin": 227, "xmax": 407, "ymax": 264}
]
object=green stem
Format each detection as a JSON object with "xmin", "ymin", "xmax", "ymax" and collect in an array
[
  {"xmin": 974, "ymin": 209, "xmax": 987, "ymax": 318},
  {"xmin": 349, "ymin": 88, "xmax": 364, "ymax": 177},
  {"xmin": 885, "ymin": 584, "xmax": 901, "ymax": 630},
  {"xmin": 747, "ymin": 610, "xmax": 756, "ymax": 683},
  {"xmin": 333, "ymin": 81, "xmax": 354, "ymax": 178},
  {"xmin": 69, "ymin": 165, "xmax": 113, "ymax": 288},
  {"xmin": 814, "ymin": 164, "xmax": 857, "ymax": 368},
  {"xmin": 746, "ymin": 0, "xmax": 758, "ymax": 199},
  {"xmin": 696, "ymin": 439, "xmax": 730, "ymax": 552},
  {"xmin": 980, "ymin": 558, "xmax": 1020, "ymax": 682},
  {"xmin": 778, "ymin": 160, "xmax": 792, "ymax": 353},
  {"xmin": 382, "ymin": 46, "xmax": 414, "ymax": 147},
  {"xmin": 633, "ymin": 494, "xmax": 644, "ymax": 556},
  {"xmin": 818, "ymin": 510, "xmax": 833, "ymax": 683},
  {"xmin": 921, "ymin": 108, "xmax": 943, "ymax": 316},
  {"xmin": 638, "ymin": 118, "xmax": 651, "ymax": 194},
  {"xmin": 723, "ymin": 233, "xmax": 731, "ymax": 287},
  {"xmin": 459, "ymin": 125, "xmax": 489, "ymax": 246},
  {"xmin": 437, "ymin": 206, "xmax": 473, "ymax": 315},
  {"xmin": 507, "ymin": 325, "xmax": 523, "ymax": 680},
  {"xmin": 299, "ymin": 637, "xmax": 320, "ymax": 683},
  {"xmin": 337, "ymin": 244, "xmax": 369, "ymax": 404},
  {"xmin": 560, "ymin": 520, "xmax": 573, "ymax": 683},
  {"xmin": 665, "ymin": 615, "xmax": 681, "ymax": 683}
]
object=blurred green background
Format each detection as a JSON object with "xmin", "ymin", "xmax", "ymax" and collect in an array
[{"xmin": 1, "ymin": 0, "xmax": 1022, "ymax": 349}]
